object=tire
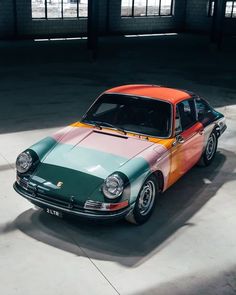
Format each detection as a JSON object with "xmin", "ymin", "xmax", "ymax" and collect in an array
[
  {"xmin": 125, "ymin": 175, "xmax": 158, "ymax": 225},
  {"xmin": 201, "ymin": 131, "xmax": 218, "ymax": 166}
]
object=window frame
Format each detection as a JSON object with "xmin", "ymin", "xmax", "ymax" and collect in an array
[
  {"xmin": 121, "ymin": 0, "xmax": 174, "ymax": 18},
  {"xmin": 195, "ymin": 98, "xmax": 212, "ymax": 120},
  {"xmin": 208, "ymin": 0, "xmax": 236, "ymax": 18},
  {"xmin": 175, "ymin": 103, "xmax": 182, "ymax": 134},
  {"xmin": 31, "ymin": 0, "xmax": 88, "ymax": 20},
  {"xmin": 82, "ymin": 93, "xmax": 174, "ymax": 139},
  {"xmin": 194, "ymin": 97, "xmax": 219, "ymax": 127},
  {"xmin": 175, "ymin": 98, "xmax": 198, "ymax": 133}
]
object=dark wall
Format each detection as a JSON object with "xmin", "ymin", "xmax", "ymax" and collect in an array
[{"xmin": 0, "ymin": 0, "xmax": 235, "ymax": 39}]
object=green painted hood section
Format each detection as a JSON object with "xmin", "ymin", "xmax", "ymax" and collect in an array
[
  {"xmin": 28, "ymin": 129, "xmax": 153, "ymax": 204},
  {"xmin": 30, "ymin": 163, "xmax": 105, "ymax": 205},
  {"xmin": 30, "ymin": 141, "xmax": 129, "ymax": 203},
  {"xmin": 40, "ymin": 141, "xmax": 128, "ymax": 179}
]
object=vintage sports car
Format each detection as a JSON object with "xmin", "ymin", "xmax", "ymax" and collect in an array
[{"xmin": 14, "ymin": 85, "xmax": 227, "ymax": 224}]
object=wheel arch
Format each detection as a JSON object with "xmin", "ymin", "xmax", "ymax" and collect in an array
[
  {"xmin": 125, "ymin": 169, "xmax": 163, "ymax": 225},
  {"xmin": 153, "ymin": 170, "xmax": 164, "ymax": 193},
  {"xmin": 213, "ymin": 123, "xmax": 221, "ymax": 138}
]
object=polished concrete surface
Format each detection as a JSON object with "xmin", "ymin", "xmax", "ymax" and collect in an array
[{"xmin": 0, "ymin": 34, "xmax": 236, "ymax": 295}]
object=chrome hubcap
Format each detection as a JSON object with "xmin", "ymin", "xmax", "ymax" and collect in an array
[
  {"xmin": 138, "ymin": 180, "xmax": 155, "ymax": 216},
  {"xmin": 206, "ymin": 133, "xmax": 216, "ymax": 160}
]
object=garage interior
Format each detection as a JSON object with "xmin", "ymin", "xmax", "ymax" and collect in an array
[{"xmin": 0, "ymin": 1, "xmax": 236, "ymax": 294}]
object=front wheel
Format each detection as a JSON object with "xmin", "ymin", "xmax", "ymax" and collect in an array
[
  {"xmin": 201, "ymin": 131, "xmax": 218, "ymax": 166},
  {"xmin": 125, "ymin": 175, "xmax": 158, "ymax": 225}
]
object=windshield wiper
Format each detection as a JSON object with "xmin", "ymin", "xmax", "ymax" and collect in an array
[{"xmin": 84, "ymin": 120, "xmax": 127, "ymax": 135}]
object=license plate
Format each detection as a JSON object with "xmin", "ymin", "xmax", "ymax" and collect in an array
[{"xmin": 45, "ymin": 208, "xmax": 63, "ymax": 218}]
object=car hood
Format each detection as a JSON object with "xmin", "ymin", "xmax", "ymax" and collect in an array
[
  {"xmin": 46, "ymin": 127, "xmax": 155, "ymax": 178},
  {"xmin": 29, "ymin": 126, "xmax": 155, "ymax": 203}
]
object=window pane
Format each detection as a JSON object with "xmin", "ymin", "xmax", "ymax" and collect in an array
[
  {"xmin": 84, "ymin": 94, "xmax": 172, "ymax": 138},
  {"xmin": 232, "ymin": 1, "xmax": 236, "ymax": 17},
  {"xmin": 121, "ymin": 0, "xmax": 133, "ymax": 16},
  {"xmin": 178, "ymin": 100, "xmax": 196, "ymax": 130},
  {"xmin": 63, "ymin": 0, "xmax": 77, "ymax": 18},
  {"xmin": 225, "ymin": 1, "xmax": 233, "ymax": 17},
  {"xmin": 175, "ymin": 106, "xmax": 182, "ymax": 133},
  {"xmin": 196, "ymin": 99, "xmax": 215, "ymax": 126},
  {"xmin": 134, "ymin": 0, "xmax": 147, "ymax": 17},
  {"xmin": 147, "ymin": 0, "xmax": 159, "ymax": 16},
  {"xmin": 79, "ymin": 0, "xmax": 88, "ymax": 17},
  {"xmin": 196, "ymin": 99, "xmax": 211, "ymax": 118},
  {"xmin": 47, "ymin": 0, "xmax": 62, "ymax": 18},
  {"xmin": 160, "ymin": 0, "xmax": 172, "ymax": 15},
  {"xmin": 210, "ymin": 1, "xmax": 215, "ymax": 16},
  {"xmin": 95, "ymin": 103, "xmax": 118, "ymax": 116},
  {"xmin": 32, "ymin": 0, "xmax": 46, "ymax": 18},
  {"xmin": 208, "ymin": 0, "xmax": 236, "ymax": 18}
]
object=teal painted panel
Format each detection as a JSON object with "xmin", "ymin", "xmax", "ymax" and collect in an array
[
  {"xmin": 31, "ymin": 163, "xmax": 104, "ymax": 204},
  {"xmin": 118, "ymin": 157, "xmax": 150, "ymax": 203},
  {"xmin": 28, "ymin": 136, "xmax": 151, "ymax": 205},
  {"xmin": 42, "ymin": 142, "xmax": 128, "ymax": 179},
  {"xmin": 30, "ymin": 137, "xmax": 57, "ymax": 161}
]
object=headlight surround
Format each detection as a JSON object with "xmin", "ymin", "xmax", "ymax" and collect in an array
[
  {"xmin": 102, "ymin": 174, "xmax": 124, "ymax": 199},
  {"xmin": 16, "ymin": 152, "xmax": 33, "ymax": 174}
]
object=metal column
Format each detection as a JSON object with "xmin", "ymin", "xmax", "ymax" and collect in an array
[
  {"xmin": 12, "ymin": 0, "xmax": 18, "ymax": 38},
  {"xmin": 211, "ymin": 0, "xmax": 226, "ymax": 49},
  {"xmin": 87, "ymin": 0, "xmax": 99, "ymax": 58},
  {"xmin": 106, "ymin": 0, "xmax": 110, "ymax": 34}
]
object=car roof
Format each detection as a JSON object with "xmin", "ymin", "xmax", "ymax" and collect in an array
[{"xmin": 105, "ymin": 84, "xmax": 192, "ymax": 104}]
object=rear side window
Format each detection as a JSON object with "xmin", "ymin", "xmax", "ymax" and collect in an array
[
  {"xmin": 177, "ymin": 99, "xmax": 197, "ymax": 130},
  {"xmin": 195, "ymin": 98, "xmax": 215, "ymax": 126},
  {"xmin": 175, "ymin": 106, "xmax": 182, "ymax": 133}
]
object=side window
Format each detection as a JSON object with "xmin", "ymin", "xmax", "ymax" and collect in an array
[
  {"xmin": 177, "ymin": 99, "xmax": 197, "ymax": 131},
  {"xmin": 175, "ymin": 105, "xmax": 182, "ymax": 134},
  {"xmin": 195, "ymin": 98, "xmax": 214, "ymax": 125}
]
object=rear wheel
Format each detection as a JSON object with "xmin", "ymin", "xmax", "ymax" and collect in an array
[
  {"xmin": 125, "ymin": 175, "xmax": 158, "ymax": 225},
  {"xmin": 201, "ymin": 131, "xmax": 218, "ymax": 166}
]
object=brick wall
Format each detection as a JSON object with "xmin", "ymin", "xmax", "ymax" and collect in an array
[
  {"xmin": 0, "ymin": 0, "xmax": 187, "ymax": 39},
  {"xmin": 111, "ymin": 0, "xmax": 187, "ymax": 34},
  {"xmin": 16, "ymin": 0, "xmax": 89, "ymax": 38},
  {"xmin": 0, "ymin": 0, "xmax": 110, "ymax": 39},
  {"xmin": 0, "ymin": 0, "xmax": 235, "ymax": 39},
  {"xmin": 0, "ymin": 0, "xmax": 15, "ymax": 38},
  {"xmin": 185, "ymin": 0, "xmax": 236, "ymax": 34}
]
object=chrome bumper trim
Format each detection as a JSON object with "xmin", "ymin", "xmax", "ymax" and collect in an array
[{"xmin": 13, "ymin": 182, "xmax": 133, "ymax": 220}]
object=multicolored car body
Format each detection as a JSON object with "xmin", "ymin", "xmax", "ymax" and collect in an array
[{"xmin": 14, "ymin": 85, "xmax": 227, "ymax": 224}]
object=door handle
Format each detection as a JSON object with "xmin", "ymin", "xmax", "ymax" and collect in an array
[
  {"xmin": 199, "ymin": 129, "xmax": 204, "ymax": 135},
  {"xmin": 172, "ymin": 134, "xmax": 185, "ymax": 146},
  {"xmin": 177, "ymin": 136, "xmax": 185, "ymax": 144}
]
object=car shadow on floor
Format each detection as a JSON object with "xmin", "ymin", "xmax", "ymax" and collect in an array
[{"xmin": 14, "ymin": 148, "xmax": 236, "ymax": 267}]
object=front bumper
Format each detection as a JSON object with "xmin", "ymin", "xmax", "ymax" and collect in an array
[{"xmin": 13, "ymin": 182, "xmax": 134, "ymax": 221}]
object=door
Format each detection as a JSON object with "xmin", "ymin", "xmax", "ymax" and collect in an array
[{"xmin": 167, "ymin": 99, "xmax": 204, "ymax": 187}]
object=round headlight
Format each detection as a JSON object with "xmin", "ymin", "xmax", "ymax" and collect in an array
[
  {"xmin": 102, "ymin": 174, "xmax": 124, "ymax": 199},
  {"xmin": 16, "ymin": 152, "xmax": 33, "ymax": 174}
]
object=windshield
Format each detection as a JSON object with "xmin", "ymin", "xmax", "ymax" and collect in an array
[{"xmin": 82, "ymin": 93, "xmax": 172, "ymax": 138}]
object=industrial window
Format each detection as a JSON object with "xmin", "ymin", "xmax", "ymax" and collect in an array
[
  {"xmin": 31, "ymin": 0, "xmax": 88, "ymax": 19},
  {"xmin": 208, "ymin": 0, "xmax": 236, "ymax": 18},
  {"xmin": 121, "ymin": 0, "xmax": 174, "ymax": 17}
]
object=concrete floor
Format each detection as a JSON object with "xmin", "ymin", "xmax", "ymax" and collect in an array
[{"xmin": 0, "ymin": 34, "xmax": 236, "ymax": 295}]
